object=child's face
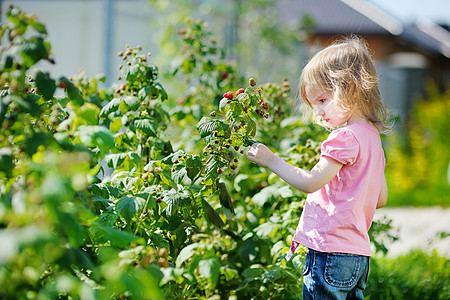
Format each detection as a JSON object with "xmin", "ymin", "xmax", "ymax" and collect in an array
[{"xmin": 306, "ymin": 87, "xmax": 349, "ymax": 127}]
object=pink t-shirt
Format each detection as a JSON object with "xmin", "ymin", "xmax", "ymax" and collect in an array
[{"xmin": 292, "ymin": 122, "xmax": 385, "ymax": 256}]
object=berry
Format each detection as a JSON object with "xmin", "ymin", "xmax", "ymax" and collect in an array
[
  {"xmin": 249, "ymin": 78, "xmax": 256, "ymax": 86},
  {"xmin": 263, "ymin": 102, "xmax": 269, "ymax": 111},
  {"xmin": 236, "ymin": 88, "xmax": 244, "ymax": 96},
  {"xmin": 210, "ymin": 111, "xmax": 216, "ymax": 117},
  {"xmin": 223, "ymin": 91, "xmax": 233, "ymax": 99}
]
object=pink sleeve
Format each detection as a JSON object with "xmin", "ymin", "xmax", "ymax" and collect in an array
[{"xmin": 321, "ymin": 128, "xmax": 359, "ymax": 165}]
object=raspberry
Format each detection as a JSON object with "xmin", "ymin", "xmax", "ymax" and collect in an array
[
  {"xmin": 236, "ymin": 88, "xmax": 244, "ymax": 96},
  {"xmin": 259, "ymin": 99, "xmax": 263, "ymax": 106},
  {"xmin": 263, "ymin": 102, "xmax": 269, "ymax": 111},
  {"xmin": 223, "ymin": 91, "xmax": 233, "ymax": 99}
]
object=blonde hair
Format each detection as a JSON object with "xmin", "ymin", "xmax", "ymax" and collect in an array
[{"xmin": 299, "ymin": 36, "xmax": 391, "ymax": 133}]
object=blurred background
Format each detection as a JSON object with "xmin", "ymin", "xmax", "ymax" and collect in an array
[{"xmin": 2, "ymin": 0, "xmax": 448, "ymax": 256}]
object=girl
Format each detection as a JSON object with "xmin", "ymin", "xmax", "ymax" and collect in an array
[{"xmin": 247, "ymin": 37, "xmax": 391, "ymax": 299}]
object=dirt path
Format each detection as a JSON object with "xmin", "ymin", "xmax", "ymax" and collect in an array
[{"xmin": 373, "ymin": 207, "xmax": 450, "ymax": 258}]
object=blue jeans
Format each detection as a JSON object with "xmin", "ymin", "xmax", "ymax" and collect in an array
[{"xmin": 302, "ymin": 249, "xmax": 370, "ymax": 300}]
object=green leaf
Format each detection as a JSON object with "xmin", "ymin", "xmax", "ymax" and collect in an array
[
  {"xmin": 243, "ymin": 267, "xmax": 264, "ymax": 279},
  {"xmin": 219, "ymin": 98, "xmax": 230, "ymax": 111},
  {"xmin": 245, "ymin": 116, "xmax": 257, "ymax": 138},
  {"xmin": 122, "ymin": 96, "xmax": 140, "ymax": 111},
  {"xmin": 28, "ymin": 18, "xmax": 47, "ymax": 34},
  {"xmin": 196, "ymin": 117, "xmax": 217, "ymax": 138},
  {"xmin": 78, "ymin": 102, "xmax": 100, "ymax": 125},
  {"xmin": 99, "ymin": 97, "xmax": 121, "ymax": 118},
  {"xmin": 20, "ymin": 37, "xmax": 48, "ymax": 67},
  {"xmin": 219, "ymin": 182, "xmax": 234, "ymax": 213},
  {"xmin": 35, "ymin": 71, "xmax": 56, "ymax": 100},
  {"xmin": 104, "ymin": 152, "xmax": 140, "ymax": 169},
  {"xmin": 162, "ymin": 188, "xmax": 191, "ymax": 216},
  {"xmin": 154, "ymin": 83, "xmax": 168, "ymax": 101},
  {"xmin": 186, "ymin": 155, "xmax": 202, "ymax": 181},
  {"xmin": 0, "ymin": 147, "xmax": 13, "ymax": 176},
  {"xmin": 201, "ymin": 199, "xmax": 224, "ymax": 228},
  {"xmin": 9, "ymin": 94, "xmax": 41, "ymax": 117},
  {"xmin": 149, "ymin": 232, "xmax": 170, "ymax": 249},
  {"xmin": 262, "ymin": 267, "xmax": 282, "ymax": 284},
  {"xmin": 130, "ymin": 118, "xmax": 157, "ymax": 137},
  {"xmin": 77, "ymin": 125, "xmax": 115, "ymax": 154},
  {"xmin": 117, "ymin": 196, "xmax": 146, "ymax": 222},
  {"xmin": 198, "ymin": 256, "xmax": 220, "ymax": 286},
  {"xmin": 172, "ymin": 165, "xmax": 187, "ymax": 184},
  {"xmin": 89, "ymin": 223, "xmax": 140, "ymax": 248},
  {"xmin": 59, "ymin": 77, "xmax": 84, "ymax": 106},
  {"xmin": 176, "ymin": 243, "xmax": 199, "ymax": 267},
  {"xmin": 24, "ymin": 132, "xmax": 49, "ymax": 155},
  {"xmin": 204, "ymin": 158, "xmax": 224, "ymax": 183}
]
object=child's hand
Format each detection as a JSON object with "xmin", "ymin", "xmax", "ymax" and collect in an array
[{"xmin": 247, "ymin": 143, "xmax": 275, "ymax": 168}]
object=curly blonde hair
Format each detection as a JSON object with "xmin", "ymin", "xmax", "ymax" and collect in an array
[{"xmin": 299, "ymin": 36, "xmax": 392, "ymax": 133}]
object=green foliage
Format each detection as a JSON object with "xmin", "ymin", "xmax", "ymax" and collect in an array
[
  {"xmin": 0, "ymin": 6, "xmax": 400, "ymax": 299},
  {"xmin": 385, "ymin": 81, "xmax": 450, "ymax": 206},
  {"xmin": 367, "ymin": 250, "xmax": 450, "ymax": 299}
]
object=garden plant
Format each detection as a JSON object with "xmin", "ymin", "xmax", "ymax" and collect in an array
[{"xmin": 2, "ymin": 6, "xmax": 446, "ymax": 300}]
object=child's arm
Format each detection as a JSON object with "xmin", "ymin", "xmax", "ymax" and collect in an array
[
  {"xmin": 376, "ymin": 174, "xmax": 388, "ymax": 208},
  {"xmin": 247, "ymin": 143, "xmax": 342, "ymax": 193}
]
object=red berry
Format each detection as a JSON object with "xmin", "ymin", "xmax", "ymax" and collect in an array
[
  {"xmin": 236, "ymin": 88, "xmax": 244, "ymax": 96},
  {"xmin": 263, "ymin": 102, "xmax": 269, "ymax": 111},
  {"xmin": 223, "ymin": 91, "xmax": 233, "ymax": 99},
  {"xmin": 259, "ymin": 99, "xmax": 263, "ymax": 106}
]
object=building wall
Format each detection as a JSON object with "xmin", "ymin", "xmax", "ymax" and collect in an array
[{"xmin": 1, "ymin": 0, "xmax": 158, "ymax": 86}]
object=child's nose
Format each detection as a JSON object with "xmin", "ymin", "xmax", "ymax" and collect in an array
[{"xmin": 317, "ymin": 108, "xmax": 325, "ymax": 116}]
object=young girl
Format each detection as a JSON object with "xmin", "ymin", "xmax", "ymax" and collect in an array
[{"xmin": 247, "ymin": 37, "xmax": 390, "ymax": 299}]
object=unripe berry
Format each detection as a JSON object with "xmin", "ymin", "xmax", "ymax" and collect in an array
[{"xmin": 249, "ymin": 78, "xmax": 256, "ymax": 86}]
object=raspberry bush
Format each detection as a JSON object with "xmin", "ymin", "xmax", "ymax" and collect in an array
[{"xmin": 0, "ymin": 6, "xmax": 395, "ymax": 299}]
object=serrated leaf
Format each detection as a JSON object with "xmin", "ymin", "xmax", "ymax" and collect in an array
[
  {"xmin": 117, "ymin": 196, "xmax": 146, "ymax": 222},
  {"xmin": 130, "ymin": 118, "xmax": 157, "ymax": 137},
  {"xmin": 219, "ymin": 98, "xmax": 229, "ymax": 111},
  {"xmin": 186, "ymin": 155, "xmax": 202, "ymax": 181},
  {"xmin": 162, "ymin": 188, "xmax": 191, "ymax": 216},
  {"xmin": 204, "ymin": 158, "xmax": 224, "ymax": 183},
  {"xmin": 219, "ymin": 182, "xmax": 234, "ymax": 213},
  {"xmin": 122, "ymin": 96, "xmax": 140, "ymax": 111},
  {"xmin": 196, "ymin": 117, "xmax": 217, "ymax": 138},
  {"xmin": 245, "ymin": 116, "xmax": 257, "ymax": 138},
  {"xmin": 172, "ymin": 165, "xmax": 187, "ymax": 184},
  {"xmin": 100, "ymin": 97, "xmax": 121, "ymax": 118},
  {"xmin": 201, "ymin": 199, "xmax": 224, "ymax": 228},
  {"xmin": 105, "ymin": 152, "xmax": 127, "ymax": 169},
  {"xmin": 149, "ymin": 232, "xmax": 170, "ymax": 249}
]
